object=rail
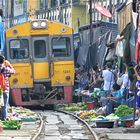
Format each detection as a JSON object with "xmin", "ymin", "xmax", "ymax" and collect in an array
[
  {"xmin": 55, "ymin": 109, "xmax": 99, "ymax": 140},
  {"xmin": 31, "ymin": 113, "xmax": 44, "ymax": 140}
]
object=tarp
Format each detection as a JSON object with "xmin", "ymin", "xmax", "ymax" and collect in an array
[
  {"xmin": 77, "ymin": 22, "xmax": 118, "ymax": 68},
  {"xmin": 85, "ymin": 31, "xmax": 112, "ymax": 69},
  {"xmin": 77, "ymin": 26, "xmax": 101, "ymax": 66}
]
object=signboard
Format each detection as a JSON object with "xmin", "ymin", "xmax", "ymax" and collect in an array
[{"xmin": 14, "ymin": 0, "xmax": 24, "ymax": 17}]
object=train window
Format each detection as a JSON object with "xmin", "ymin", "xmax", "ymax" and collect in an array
[
  {"xmin": 52, "ymin": 37, "xmax": 71, "ymax": 57},
  {"xmin": 10, "ymin": 39, "xmax": 29, "ymax": 59},
  {"xmin": 34, "ymin": 40, "xmax": 46, "ymax": 58}
]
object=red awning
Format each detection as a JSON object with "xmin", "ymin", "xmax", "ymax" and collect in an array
[{"xmin": 95, "ymin": 3, "xmax": 112, "ymax": 18}]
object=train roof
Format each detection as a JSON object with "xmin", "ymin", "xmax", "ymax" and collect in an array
[{"xmin": 6, "ymin": 19, "xmax": 73, "ymax": 37}]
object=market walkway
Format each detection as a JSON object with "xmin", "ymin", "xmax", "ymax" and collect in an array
[{"xmin": 0, "ymin": 107, "xmax": 42, "ymax": 140}]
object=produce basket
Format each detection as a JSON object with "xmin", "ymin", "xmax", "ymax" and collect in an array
[
  {"xmin": 120, "ymin": 119, "xmax": 134, "ymax": 128},
  {"xmin": 96, "ymin": 120, "xmax": 114, "ymax": 128},
  {"xmin": 87, "ymin": 102, "xmax": 94, "ymax": 110},
  {"xmin": 21, "ymin": 117, "xmax": 36, "ymax": 122}
]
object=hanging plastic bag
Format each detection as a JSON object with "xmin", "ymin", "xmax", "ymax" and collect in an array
[{"xmin": 115, "ymin": 39, "xmax": 124, "ymax": 57}]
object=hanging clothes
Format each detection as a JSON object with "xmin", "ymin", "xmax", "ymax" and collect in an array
[
  {"xmin": 121, "ymin": 23, "xmax": 132, "ymax": 65},
  {"xmin": 130, "ymin": 23, "xmax": 137, "ymax": 62},
  {"xmin": 117, "ymin": 1, "xmax": 132, "ymax": 33},
  {"xmin": 135, "ymin": 40, "xmax": 140, "ymax": 63}
]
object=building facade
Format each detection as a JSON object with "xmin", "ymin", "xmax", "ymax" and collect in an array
[
  {"xmin": 2, "ymin": 0, "xmax": 89, "ymax": 32},
  {"xmin": 2, "ymin": 0, "xmax": 130, "ymax": 32}
]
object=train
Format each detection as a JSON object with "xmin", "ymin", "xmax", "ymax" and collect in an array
[{"xmin": 6, "ymin": 19, "xmax": 75, "ymax": 106}]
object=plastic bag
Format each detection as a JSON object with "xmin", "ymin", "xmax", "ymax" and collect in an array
[{"xmin": 115, "ymin": 40, "xmax": 124, "ymax": 57}]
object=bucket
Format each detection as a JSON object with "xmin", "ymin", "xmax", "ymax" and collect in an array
[{"xmin": 87, "ymin": 102, "xmax": 94, "ymax": 110}]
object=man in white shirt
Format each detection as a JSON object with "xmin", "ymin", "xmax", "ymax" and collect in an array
[
  {"xmin": 102, "ymin": 62, "xmax": 115, "ymax": 92},
  {"xmin": 100, "ymin": 62, "xmax": 115, "ymax": 107}
]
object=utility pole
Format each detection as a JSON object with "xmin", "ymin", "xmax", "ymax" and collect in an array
[{"xmin": 89, "ymin": 0, "xmax": 92, "ymax": 46}]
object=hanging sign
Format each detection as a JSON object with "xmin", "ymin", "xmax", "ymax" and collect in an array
[{"xmin": 14, "ymin": 0, "xmax": 24, "ymax": 17}]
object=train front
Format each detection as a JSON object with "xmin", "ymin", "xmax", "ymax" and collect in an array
[{"xmin": 6, "ymin": 19, "xmax": 74, "ymax": 106}]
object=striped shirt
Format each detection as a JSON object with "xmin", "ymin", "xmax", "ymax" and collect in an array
[{"xmin": 0, "ymin": 64, "xmax": 15, "ymax": 93}]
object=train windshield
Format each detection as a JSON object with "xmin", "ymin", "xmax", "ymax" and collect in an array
[
  {"xmin": 34, "ymin": 40, "xmax": 46, "ymax": 58},
  {"xmin": 52, "ymin": 37, "xmax": 71, "ymax": 57},
  {"xmin": 9, "ymin": 39, "xmax": 29, "ymax": 59}
]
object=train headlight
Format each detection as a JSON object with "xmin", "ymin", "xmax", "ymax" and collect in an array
[
  {"xmin": 31, "ymin": 20, "xmax": 48, "ymax": 29},
  {"xmin": 32, "ymin": 22, "xmax": 39, "ymax": 28},
  {"xmin": 41, "ymin": 21, "xmax": 47, "ymax": 27}
]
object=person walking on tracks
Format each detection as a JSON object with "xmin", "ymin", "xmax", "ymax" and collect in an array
[{"xmin": 0, "ymin": 55, "xmax": 15, "ymax": 120}]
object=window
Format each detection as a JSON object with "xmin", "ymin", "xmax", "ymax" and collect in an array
[
  {"xmin": 34, "ymin": 40, "xmax": 46, "ymax": 58},
  {"xmin": 52, "ymin": 37, "xmax": 71, "ymax": 57},
  {"xmin": 10, "ymin": 39, "xmax": 29, "ymax": 59},
  {"xmin": 51, "ymin": 0, "xmax": 58, "ymax": 7},
  {"xmin": 40, "ymin": 0, "xmax": 48, "ymax": 10}
]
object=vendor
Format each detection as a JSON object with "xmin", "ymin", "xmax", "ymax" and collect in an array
[
  {"xmin": 89, "ymin": 64, "xmax": 103, "ymax": 90},
  {"xmin": 75, "ymin": 68, "xmax": 89, "ymax": 92},
  {"xmin": 106, "ymin": 83, "xmax": 123, "ymax": 115}
]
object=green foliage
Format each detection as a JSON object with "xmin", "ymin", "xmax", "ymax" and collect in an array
[{"xmin": 114, "ymin": 105, "xmax": 133, "ymax": 117}]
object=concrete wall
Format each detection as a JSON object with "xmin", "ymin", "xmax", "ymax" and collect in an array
[{"xmin": 72, "ymin": 5, "xmax": 89, "ymax": 32}]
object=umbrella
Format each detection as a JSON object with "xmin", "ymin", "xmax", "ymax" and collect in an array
[{"xmin": 95, "ymin": 3, "xmax": 112, "ymax": 18}]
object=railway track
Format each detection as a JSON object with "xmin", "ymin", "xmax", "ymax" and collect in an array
[
  {"xmin": 34, "ymin": 110, "xmax": 98, "ymax": 140},
  {"xmin": 32, "ymin": 110, "xmax": 140, "ymax": 140}
]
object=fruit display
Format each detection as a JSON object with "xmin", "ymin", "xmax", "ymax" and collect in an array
[
  {"xmin": 78, "ymin": 111, "xmax": 97, "ymax": 119},
  {"xmin": 87, "ymin": 114, "xmax": 97, "ymax": 123}
]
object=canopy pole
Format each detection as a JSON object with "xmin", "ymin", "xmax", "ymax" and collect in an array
[{"xmin": 89, "ymin": 0, "xmax": 93, "ymax": 46}]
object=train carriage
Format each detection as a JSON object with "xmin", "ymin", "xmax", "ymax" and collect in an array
[{"xmin": 6, "ymin": 19, "xmax": 74, "ymax": 106}]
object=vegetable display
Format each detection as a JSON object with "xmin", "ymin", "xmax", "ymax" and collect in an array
[
  {"xmin": 3, "ymin": 120, "xmax": 21, "ymax": 129},
  {"xmin": 64, "ymin": 103, "xmax": 87, "ymax": 111},
  {"xmin": 106, "ymin": 113, "xmax": 119, "ymax": 121},
  {"xmin": 114, "ymin": 105, "xmax": 133, "ymax": 117}
]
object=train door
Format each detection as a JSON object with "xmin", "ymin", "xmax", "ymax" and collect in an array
[{"xmin": 32, "ymin": 37, "xmax": 49, "ymax": 81}]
